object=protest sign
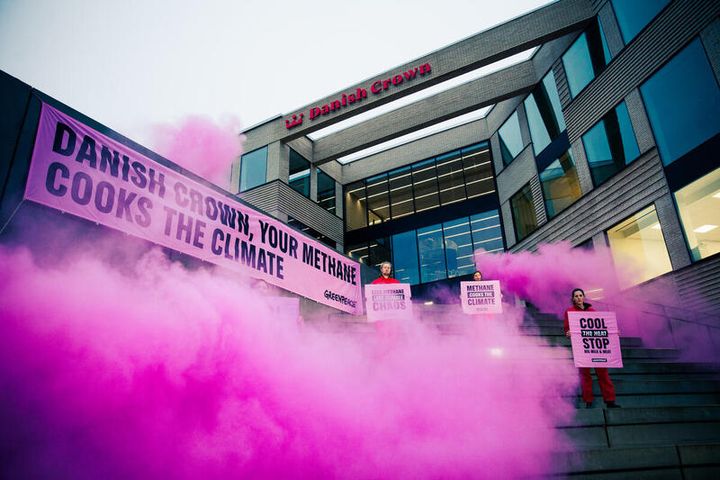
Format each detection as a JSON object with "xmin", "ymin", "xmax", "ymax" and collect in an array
[
  {"xmin": 460, "ymin": 281, "xmax": 503, "ymax": 314},
  {"xmin": 24, "ymin": 103, "xmax": 362, "ymax": 314},
  {"xmin": 567, "ymin": 311, "xmax": 623, "ymax": 368},
  {"xmin": 364, "ymin": 284, "xmax": 413, "ymax": 322}
]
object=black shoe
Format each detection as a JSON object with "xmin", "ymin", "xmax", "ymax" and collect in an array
[
  {"xmin": 585, "ymin": 402, "xmax": 593, "ymax": 408},
  {"xmin": 605, "ymin": 401, "xmax": 621, "ymax": 408}
]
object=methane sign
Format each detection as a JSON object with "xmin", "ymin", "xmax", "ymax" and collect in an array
[
  {"xmin": 364, "ymin": 284, "xmax": 413, "ymax": 322},
  {"xmin": 567, "ymin": 311, "xmax": 623, "ymax": 368},
  {"xmin": 460, "ymin": 281, "xmax": 503, "ymax": 314},
  {"xmin": 24, "ymin": 103, "xmax": 362, "ymax": 314}
]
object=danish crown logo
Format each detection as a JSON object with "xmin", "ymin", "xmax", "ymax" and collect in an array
[
  {"xmin": 284, "ymin": 62, "xmax": 432, "ymax": 130},
  {"xmin": 285, "ymin": 113, "xmax": 303, "ymax": 129}
]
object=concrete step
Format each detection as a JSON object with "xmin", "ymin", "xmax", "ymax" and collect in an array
[
  {"xmin": 585, "ymin": 380, "xmax": 720, "ymax": 396},
  {"xmin": 560, "ymin": 422, "xmax": 720, "ymax": 449},
  {"xmin": 551, "ymin": 443, "xmax": 720, "ymax": 477},
  {"xmin": 584, "ymin": 393, "xmax": 720, "ymax": 408},
  {"xmin": 560, "ymin": 406, "xmax": 720, "ymax": 428}
]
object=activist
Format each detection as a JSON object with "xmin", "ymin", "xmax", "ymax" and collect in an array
[
  {"xmin": 473, "ymin": 271, "xmax": 482, "ymax": 281},
  {"xmin": 564, "ymin": 288, "xmax": 620, "ymax": 409},
  {"xmin": 371, "ymin": 261, "xmax": 400, "ymax": 284}
]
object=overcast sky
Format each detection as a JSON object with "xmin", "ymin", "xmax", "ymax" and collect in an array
[{"xmin": 0, "ymin": 0, "xmax": 552, "ymax": 146}]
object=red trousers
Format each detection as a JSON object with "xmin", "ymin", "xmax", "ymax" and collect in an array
[{"xmin": 579, "ymin": 368, "xmax": 616, "ymax": 403}]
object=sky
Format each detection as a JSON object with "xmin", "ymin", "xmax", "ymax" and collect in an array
[{"xmin": 0, "ymin": 0, "xmax": 552, "ymax": 147}]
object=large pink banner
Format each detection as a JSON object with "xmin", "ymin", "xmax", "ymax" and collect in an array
[
  {"xmin": 364, "ymin": 284, "xmax": 413, "ymax": 322},
  {"xmin": 567, "ymin": 311, "xmax": 623, "ymax": 368},
  {"xmin": 24, "ymin": 103, "xmax": 362, "ymax": 314}
]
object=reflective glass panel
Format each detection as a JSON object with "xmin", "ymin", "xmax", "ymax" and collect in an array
[
  {"xmin": 640, "ymin": 38, "xmax": 720, "ymax": 165},
  {"xmin": 674, "ymin": 167, "xmax": 720, "ymax": 261},
  {"xmin": 346, "ymin": 242, "xmax": 369, "ymax": 265},
  {"xmin": 240, "ymin": 146, "xmax": 267, "ymax": 192},
  {"xmin": 525, "ymin": 71, "xmax": 566, "ymax": 154},
  {"xmin": 289, "ymin": 149, "xmax": 310, "ymax": 197},
  {"xmin": 344, "ymin": 181, "xmax": 367, "ymax": 231},
  {"xmin": 368, "ymin": 237, "xmax": 391, "ymax": 270},
  {"xmin": 317, "ymin": 169, "xmax": 336, "ymax": 214},
  {"xmin": 606, "ymin": 205, "xmax": 672, "ymax": 287},
  {"xmin": 418, "ymin": 224, "xmax": 447, "ymax": 283},
  {"xmin": 391, "ymin": 230, "xmax": 420, "ymax": 284},
  {"xmin": 470, "ymin": 210, "xmax": 504, "ymax": 254},
  {"xmin": 611, "ymin": 0, "xmax": 670, "ymax": 44},
  {"xmin": 562, "ymin": 20, "xmax": 611, "ymax": 99},
  {"xmin": 366, "ymin": 174, "xmax": 390, "ymax": 225},
  {"xmin": 443, "ymin": 218, "xmax": 475, "ymax": 278},
  {"xmin": 436, "ymin": 150, "xmax": 466, "ymax": 205},
  {"xmin": 412, "ymin": 159, "xmax": 440, "ymax": 213},
  {"xmin": 498, "ymin": 111, "xmax": 524, "ymax": 165},
  {"xmin": 510, "ymin": 183, "xmax": 539, "ymax": 241},
  {"xmin": 539, "ymin": 150, "xmax": 582, "ymax": 219},
  {"xmin": 389, "ymin": 166, "xmax": 414, "ymax": 219},
  {"xmin": 462, "ymin": 144, "xmax": 494, "ymax": 199},
  {"xmin": 582, "ymin": 101, "xmax": 640, "ymax": 186}
]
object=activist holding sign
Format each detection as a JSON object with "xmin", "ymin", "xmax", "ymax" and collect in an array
[
  {"xmin": 564, "ymin": 288, "xmax": 620, "ymax": 409},
  {"xmin": 460, "ymin": 271, "xmax": 503, "ymax": 316},
  {"xmin": 365, "ymin": 261, "xmax": 412, "ymax": 347}
]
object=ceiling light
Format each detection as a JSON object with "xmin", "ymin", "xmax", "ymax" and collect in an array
[{"xmin": 693, "ymin": 224, "xmax": 718, "ymax": 233}]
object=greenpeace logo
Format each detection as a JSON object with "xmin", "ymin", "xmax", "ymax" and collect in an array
[{"xmin": 324, "ymin": 290, "xmax": 357, "ymax": 308}]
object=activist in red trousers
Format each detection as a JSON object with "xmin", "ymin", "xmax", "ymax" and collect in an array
[{"xmin": 564, "ymin": 288, "xmax": 620, "ymax": 409}]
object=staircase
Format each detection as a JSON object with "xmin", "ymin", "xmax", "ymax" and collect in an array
[
  {"xmin": 526, "ymin": 311, "xmax": 720, "ymax": 479},
  {"xmin": 320, "ymin": 302, "xmax": 720, "ymax": 478}
]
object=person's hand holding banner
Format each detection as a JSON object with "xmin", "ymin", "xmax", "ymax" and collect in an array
[{"xmin": 567, "ymin": 311, "xmax": 623, "ymax": 368}]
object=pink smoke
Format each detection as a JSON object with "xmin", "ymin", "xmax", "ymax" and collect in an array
[
  {"xmin": 475, "ymin": 242, "xmax": 720, "ymax": 362},
  {"xmin": 0, "ymin": 242, "xmax": 578, "ymax": 479},
  {"xmin": 151, "ymin": 115, "xmax": 244, "ymax": 189}
]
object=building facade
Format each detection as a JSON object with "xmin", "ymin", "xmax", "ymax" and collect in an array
[{"xmin": 233, "ymin": 0, "xmax": 720, "ymax": 310}]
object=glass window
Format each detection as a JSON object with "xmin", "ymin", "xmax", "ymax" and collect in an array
[
  {"xmin": 582, "ymin": 101, "xmax": 640, "ymax": 186},
  {"xmin": 388, "ymin": 166, "xmax": 414, "ymax": 219},
  {"xmin": 418, "ymin": 224, "xmax": 446, "ymax": 283},
  {"xmin": 289, "ymin": 149, "xmax": 310, "ymax": 197},
  {"xmin": 470, "ymin": 210, "xmax": 504, "ymax": 254},
  {"xmin": 606, "ymin": 205, "xmax": 672, "ymax": 288},
  {"xmin": 539, "ymin": 150, "xmax": 582, "ymax": 219},
  {"xmin": 674, "ymin": 167, "xmax": 720, "ymax": 261},
  {"xmin": 436, "ymin": 150, "xmax": 466, "ymax": 205},
  {"xmin": 368, "ymin": 237, "xmax": 391, "ymax": 270},
  {"xmin": 287, "ymin": 217, "xmax": 336, "ymax": 248},
  {"xmin": 344, "ymin": 181, "xmax": 367, "ymax": 231},
  {"xmin": 239, "ymin": 146, "xmax": 267, "ymax": 192},
  {"xmin": 510, "ymin": 183, "xmax": 539, "ymax": 242},
  {"xmin": 443, "ymin": 218, "xmax": 475, "ymax": 278},
  {"xmin": 366, "ymin": 174, "xmax": 390, "ymax": 225},
  {"xmin": 412, "ymin": 159, "xmax": 440, "ymax": 213},
  {"xmin": 391, "ymin": 230, "xmax": 420, "ymax": 285},
  {"xmin": 525, "ymin": 71, "xmax": 566, "ymax": 154},
  {"xmin": 498, "ymin": 112, "xmax": 524, "ymax": 165},
  {"xmin": 562, "ymin": 20, "xmax": 612, "ymax": 98},
  {"xmin": 640, "ymin": 38, "xmax": 720, "ymax": 166},
  {"xmin": 317, "ymin": 169, "xmax": 336, "ymax": 214},
  {"xmin": 462, "ymin": 144, "xmax": 494, "ymax": 198},
  {"xmin": 611, "ymin": 0, "xmax": 670, "ymax": 44},
  {"xmin": 347, "ymin": 242, "xmax": 369, "ymax": 265}
]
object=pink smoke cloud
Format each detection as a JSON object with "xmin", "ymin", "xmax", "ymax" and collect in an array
[
  {"xmin": 0, "ymin": 242, "xmax": 578, "ymax": 479},
  {"xmin": 151, "ymin": 115, "xmax": 244, "ymax": 189},
  {"xmin": 475, "ymin": 242, "xmax": 720, "ymax": 362}
]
